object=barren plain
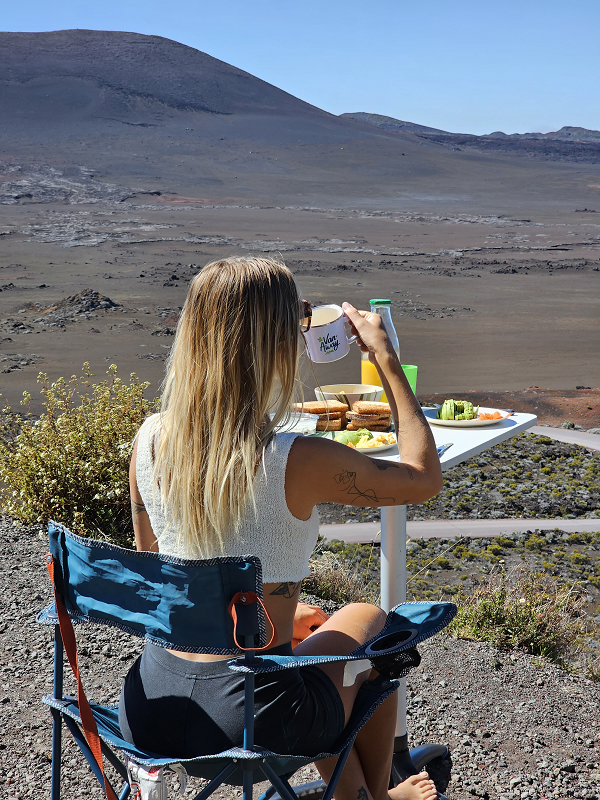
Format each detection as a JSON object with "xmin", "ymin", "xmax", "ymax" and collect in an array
[{"xmin": 1, "ymin": 198, "xmax": 599, "ymax": 414}]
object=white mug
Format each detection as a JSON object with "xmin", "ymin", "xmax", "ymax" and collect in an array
[{"xmin": 303, "ymin": 304, "xmax": 357, "ymax": 363}]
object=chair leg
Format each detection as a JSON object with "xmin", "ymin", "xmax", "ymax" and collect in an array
[
  {"xmin": 63, "ymin": 716, "xmax": 118, "ymax": 797},
  {"xmin": 51, "ymin": 625, "xmax": 64, "ymax": 800},
  {"xmin": 258, "ymin": 763, "xmax": 300, "ymax": 800},
  {"xmin": 100, "ymin": 738, "xmax": 129, "ymax": 783},
  {"xmin": 192, "ymin": 762, "xmax": 239, "ymax": 800},
  {"xmin": 243, "ymin": 764, "xmax": 254, "ymax": 800},
  {"xmin": 321, "ymin": 744, "xmax": 354, "ymax": 800},
  {"xmin": 50, "ymin": 708, "xmax": 62, "ymax": 800},
  {"xmin": 255, "ymin": 784, "xmax": 279, "ymax": 800}
]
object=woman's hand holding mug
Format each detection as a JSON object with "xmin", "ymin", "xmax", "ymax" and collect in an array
[{"xmin": 341, "ymin": 302, "xmax": 397, "ymax": 362}]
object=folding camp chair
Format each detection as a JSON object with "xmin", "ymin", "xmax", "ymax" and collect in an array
[{"xmin": 38, "ymin": 521, "xmax": 457, "ymax": 800}]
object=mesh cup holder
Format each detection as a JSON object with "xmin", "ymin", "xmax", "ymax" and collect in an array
[
  {"xmin": 365, "ymin": 628, "xmax": 421, "ymax": 680},
  {"xmin": 364, "ymin": 628, "xmax": 418, "ymax": 657}
]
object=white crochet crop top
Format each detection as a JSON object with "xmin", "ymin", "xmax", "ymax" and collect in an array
[{"xmin": 135, "ymin": 414, "xmax": 320, "ymax": 583}]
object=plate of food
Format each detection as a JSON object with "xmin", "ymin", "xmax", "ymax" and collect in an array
[
  {"xmin": 424, "ymin": 400, "xmax": 511, "ymax": 428},
  {"xmin": 333, "ymin": 428, "xmax": 397, "ymax": 453}
]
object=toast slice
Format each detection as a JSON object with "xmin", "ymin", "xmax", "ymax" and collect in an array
[
  {"xmin": 346, "ymin": 420, "xmax": 391, "ymax": 432},
  {"xmin": 316, "ymin": 411, "xmax": 345, "ymax": 421},
  {"xmin": 292, "ymin": 400, "xmax": 349, "ymax": 415},
  {"xmin": 346, "ymin": 411, "xmax": 391, "ymax": 422},
  {"xmin": 316, "ymin": 418, "xmax": 343, "ymax": 431},
  {"xmin": 351, "ymin": 401, "xmax": 391, "ymax": 415}
]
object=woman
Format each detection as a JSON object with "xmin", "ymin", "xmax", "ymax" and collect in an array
[{"xmin": 120, "ymin": 256, "xmax": 442, "ymax": 800}]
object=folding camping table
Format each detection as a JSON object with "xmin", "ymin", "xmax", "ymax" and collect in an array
[{"xmin": 378, "ymin": 410, "xmax": 538, "ymax": 739}]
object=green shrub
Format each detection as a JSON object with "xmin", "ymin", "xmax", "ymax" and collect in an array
[
  {"xmin": 0, "ymin": 364, "xmax": 159, "ymax": 546},
  {"xmin": 524, "ymin": 534, "xmax": 546, "ymax": 551},
  {"xmin": 448, "ymin": 566, "xmax": 590, "ymax": 663},
  {"xmin": 569, "ymin": 551, "xmax": 590, "ymax": 565}
]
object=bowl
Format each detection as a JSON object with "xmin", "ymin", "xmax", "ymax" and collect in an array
[{"xmin": 314, "ymin": 384, "xmax": 383, "ymax": 408}]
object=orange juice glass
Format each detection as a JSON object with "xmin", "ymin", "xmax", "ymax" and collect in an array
[
  {"xmin": 361, "ymin": 358, "xmax": 417, "ymax": 400},
  {"xmin": 361, "ymin": 359, "xmax": 387, "ymax": 400}
]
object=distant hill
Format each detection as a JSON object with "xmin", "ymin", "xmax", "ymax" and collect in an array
[
  {"xmin": 342, "ymin": 113, "xmax": 600, "ymax": 144},
  {"xmin": 488, "ymin": 126, "xmax": 600, "ymax": 143},
  {"xmin": 342, "ymin": 112, "xmax": 600, "ymax": 164}
]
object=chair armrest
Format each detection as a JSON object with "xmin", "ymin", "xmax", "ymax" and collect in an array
[
  {"xmin": 228, "ymin": 601, "xmax": 457, "ymax": 674},
  {"xmin": 350, "ymin": 601, "xmax": 457, "ymax": 659},
  {"xmin": 227, "ymin": 653, "xmax": 354, "ymax": 673}
]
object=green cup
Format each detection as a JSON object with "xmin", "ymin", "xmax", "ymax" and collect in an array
[{"xmin": 402, "ymin": 364, "xmax": 418, "ymax": 394}]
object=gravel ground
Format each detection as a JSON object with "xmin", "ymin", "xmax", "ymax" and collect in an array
[
  {"xmin": 317, "ymin": 433, "xmax": 600, "ymax": 525},
  {"xmin": 319, "ymin": 528, "xmax": 600, "ymax": 611},
  {"xmin": 2, "ymin": 516, "xmax": 600, "ymax": 800}
]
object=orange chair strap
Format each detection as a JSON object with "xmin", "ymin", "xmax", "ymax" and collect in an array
[
  {"xmin": 46, "ymin": 554, "xmax": 118, "ymax": 800},
  {"xmin": 227, "ymin": 591, "xmax": 276, "ymax": 651}
]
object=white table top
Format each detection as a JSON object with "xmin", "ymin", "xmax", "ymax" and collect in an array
[{"xmin": 380, "ymin": 410, "xmax": 538, "ymax": 470}]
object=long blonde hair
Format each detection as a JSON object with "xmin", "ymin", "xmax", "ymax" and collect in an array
[{"xmin": 154, "ymin": 256, "xmax": 302, "ymax": 554}]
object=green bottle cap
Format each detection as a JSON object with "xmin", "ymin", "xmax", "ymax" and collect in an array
[{"xmin": 370, "ymin": 299, "xmax": 391, "ymax": 305}]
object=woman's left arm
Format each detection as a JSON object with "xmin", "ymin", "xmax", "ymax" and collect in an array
[
  {"xmin": 292, "ymin": 603, "xmax": 329, "ymax": 648},
  {"xmin": 129, "ymin": 437, "xmax": 159, "ymax": 553}
]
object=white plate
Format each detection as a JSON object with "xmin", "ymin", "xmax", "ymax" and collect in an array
[
  {"xmin": 355, "ymin": 434, "xmax": 397, "ymax": 454},
  {"xmin": 310, "ymin": 431, "xmax": 397, "ymax": 453},
  {"xmin": 423, "ymin": 406, "xmax": 510, "ymax": 428}
]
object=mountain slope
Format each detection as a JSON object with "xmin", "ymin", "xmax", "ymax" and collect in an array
[
  {"xmin": 340, "ymin": 112, "xmax": 457, "ymax": 136},
  {"xmin": 0, "ymin": 29, "xmax": 329, "ymax": 119}
]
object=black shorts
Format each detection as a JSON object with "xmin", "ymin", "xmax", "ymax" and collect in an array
[{"xmin": 119, "ymin": 642, "xmax": 345, "ymax": 759}]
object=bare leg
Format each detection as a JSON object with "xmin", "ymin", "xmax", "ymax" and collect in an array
[
  {"xmin": 293, "ymin": 604, "xmax": 438, "ymax": 800},
  {"xmin": 293, "ymin": 603, "xmax": 387, "ymax": 718},
  {"xmin": 313, "ymin": 699, "xmax": 436, "ymax": 800}
]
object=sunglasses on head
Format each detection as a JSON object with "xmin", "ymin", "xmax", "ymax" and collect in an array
[{"xmin": 300, "ymin": 299, "xmax": 312, "ymax": 332}]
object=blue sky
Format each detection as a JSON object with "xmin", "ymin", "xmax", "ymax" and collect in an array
[{"xmin": 4, "ymin": 0, "xmax": 599, "ymax": 135}]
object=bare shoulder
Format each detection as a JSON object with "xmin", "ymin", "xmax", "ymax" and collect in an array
[{"xmin": 287, "ymin": 433, "xmax": 358, "ymax": 475}]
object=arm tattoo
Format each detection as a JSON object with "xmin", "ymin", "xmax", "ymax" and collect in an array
[
  {"xmin": 333, "ymin": 470, "xmax": 395, "ymax": 504},
  {"xmin": 269, "ymin": 581, "xmax": 302, "ymax": 598},
  {"xmin": 374, "ymin": 460, "xmax": 400, "ymax": 471},
  {"xmin": 131, "ymin": 499, "xmax": 146, "ymax": 517},
  {"xmin": 357, "ymin": 788, "xmax": 368, "ymax": 800},
  {"xmin": 373, "ymin": 461, "xmax": 415, "ymax": 480}
]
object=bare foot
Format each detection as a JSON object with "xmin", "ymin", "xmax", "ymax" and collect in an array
[{"xmin": 388, "ymin": 772, "xmax": 438, "ymax": 800}]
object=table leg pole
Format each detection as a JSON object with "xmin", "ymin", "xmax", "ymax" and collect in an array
[{"xmin": 380, "ymin": 505, "xmax": 408, "ymax": 739}]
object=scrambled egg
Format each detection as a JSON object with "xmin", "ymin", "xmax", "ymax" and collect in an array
[{"xmin": 357, "ymin": 433, "xmax": 396, "ymax": 449}]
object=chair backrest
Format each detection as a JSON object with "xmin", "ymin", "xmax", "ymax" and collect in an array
[{"xmin": 46, "ymin": 521, "xmax": 268, "ymax": 654}]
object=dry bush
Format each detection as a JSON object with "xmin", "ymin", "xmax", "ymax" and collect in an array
[{"xmin": 303, "ymin": 549, "xmax": 376, "ymax": 605}]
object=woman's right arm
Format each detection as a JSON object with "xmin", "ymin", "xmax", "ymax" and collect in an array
[{"xmin": 286, "ymin": 303, "xmax": 442, "ymax": 516}]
